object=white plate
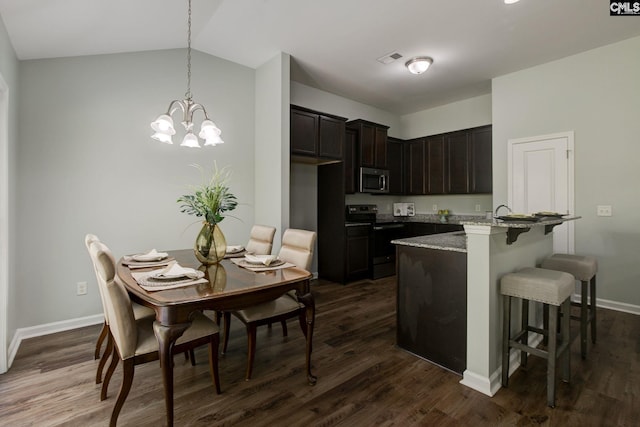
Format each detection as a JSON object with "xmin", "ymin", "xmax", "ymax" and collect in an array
[
  {"xmin": 244, "ymin": 254, "xmax": 278, "ymax": 265},
  {"xmin": 152, "ymin": 270, "xmax": 204, "ymax": 280},
  {"xmin": 226, "ymin": 245, "xmax": 245, "ymax": 254},
  {"xmin": 132, "ymin": 251, "xmax": 168, "ymax": 262}
]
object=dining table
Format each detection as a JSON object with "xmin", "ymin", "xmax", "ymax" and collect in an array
[{"xmin": 116, "ymin": 249, "xmax": 316, "ymax": 427}]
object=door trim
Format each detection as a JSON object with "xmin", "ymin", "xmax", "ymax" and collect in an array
[{"xmin": 507, "ymin": 131, "xmax": 575, "ymax": 253}]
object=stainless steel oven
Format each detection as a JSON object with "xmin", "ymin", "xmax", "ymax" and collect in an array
[{"xmin": 372, "ymin": 222, "xmax": 406, "ymax": 279}]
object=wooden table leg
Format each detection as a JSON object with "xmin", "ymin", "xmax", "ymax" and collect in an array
[
  {"xmin": 153, "ymin": 321, "xmax": 190, "ymax": 427},
  {"xmin": 297, "ymin": 292, "xmax": 317, "ymax": 385}
]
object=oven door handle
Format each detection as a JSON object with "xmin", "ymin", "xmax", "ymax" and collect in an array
[{"xmin": 373, "ymin": 224, "xmax": 405, "ymax": 231}]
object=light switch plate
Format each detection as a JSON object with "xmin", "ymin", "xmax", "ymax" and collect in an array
[{"xmin": 596, "ymin": 205, "xmax": 612, "ymax": 216}]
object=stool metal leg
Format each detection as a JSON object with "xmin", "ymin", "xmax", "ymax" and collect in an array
[
  {"xmin": 590, "ymin": 275, "xmax": 597, "ymax": 344},
  {"xmin": 520, "ymin": 298, "xmax": 529, "ymax": 368},
  {"xmin": 580, "ymin": 280, "xmax": 588, "ymax": 359},
  {"xmin": 561, "ymin": 298, "xmax": 571, "ymax": 383},
  {"xmin": 547, "ymin": 305, "xmax": 558, "ymax": 408},
  {"xmin": 502, "ymin": 295, "xmax": 512, "ymax": 387}
]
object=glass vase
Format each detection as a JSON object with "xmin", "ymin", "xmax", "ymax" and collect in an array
[{"xmin": 194, "ymin": 222, "xmax": 227, "ymax": 265}]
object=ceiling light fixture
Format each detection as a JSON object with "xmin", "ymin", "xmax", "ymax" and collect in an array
[
  {"xmin": 504, "ymin": 0, "xmax": 521, "ymax": 4},
  {"xmin": 150, "ymin": 0, "xmax": 223, "ymax": 148},
  {"xmin": 405, "ymin": 57, "xmax": 433, "ymax": 75}
]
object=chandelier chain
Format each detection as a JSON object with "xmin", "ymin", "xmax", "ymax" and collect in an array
[{"xmin": 186, "ymin": 0, "xmax": 192, "ymax": 100}]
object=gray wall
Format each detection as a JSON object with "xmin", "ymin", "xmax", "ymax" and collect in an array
[
  {"xmin": 493, "ymin": 35, "xmax": 640, "ymax": 307},
  {"xmin": 0, "ymin": 15, "xmax": 19, "ymax": 363},
  {"xmin": 16, "ymin": 49, "xmax": 256, "ymax": 327}
]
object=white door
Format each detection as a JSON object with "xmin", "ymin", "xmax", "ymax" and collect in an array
[{"xmin": 508, "ymin": 132, "xmax": 574, "ymax": 254}]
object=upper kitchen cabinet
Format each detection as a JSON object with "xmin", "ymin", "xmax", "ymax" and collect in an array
[
  {"xmin": 469, "ymin": 125, "xmax": 493, "ymax": 194},
  {"xmin": 290, "ymin": 105, "xmax": 347, "ymax": 162},
  {"xmin": 404, "ymin": 137, "xmax": 426, "ymax": 195},
  {"xmin": 346, "ymin": 119, "xmax": 390, "ymax": 169},
  {"xmin": 446, "ymin": 130, "xmax": 471, "ymax": 194},
  {"xmin": 387, "ymin": 137, "xmax": 404, "ymax": 194},
  {"xmin": 403, "ymin": 125, "xmax": 492, "ymax": 195},
  {"xmin": 344, "ymin": 127, "xmax": 357, "ymax": 194}
]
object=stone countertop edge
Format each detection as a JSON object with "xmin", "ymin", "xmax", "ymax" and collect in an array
[
  {"xmin": 376, "ymin": 214, "xmax": 484, "ymax": 225},
  {"xmin": 392, "ymin": 232, "xmax": 467, "ymax": 253},
  {"xmin": 459, "ymin": 216, "xmax": 581, "ymax": 228}
]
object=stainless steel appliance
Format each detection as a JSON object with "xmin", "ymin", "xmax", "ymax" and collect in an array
[
  {"xmin": 345, "ymin": 204, "xmax": 406, "ymax": 279},
  {"xmin": 359, "ymin": 167, "xmax": 389, "ymax": 194}
]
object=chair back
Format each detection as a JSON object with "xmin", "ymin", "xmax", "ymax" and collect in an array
[
  {"xmin": 278, "ymin": 229, "xmax": 316, "ymax": 271},
  {"xmin": 90, "ymin": 241, "xmax": 138, "ymax": 360},
  {"xmin": 245, "ymin": 225, "xmax": 276, "ymax": 255},
  {"xmin": 85, "ymin": 234, "xmax": 110, "ymax": 324}
]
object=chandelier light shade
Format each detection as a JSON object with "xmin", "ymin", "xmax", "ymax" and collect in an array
[
  {"xmin": 150, "ymin": 0, "xmax": 224, "ymax": 148},
  {"xmin": 405, "ymin": 56, "xmax": 433, "ymax": 75}
]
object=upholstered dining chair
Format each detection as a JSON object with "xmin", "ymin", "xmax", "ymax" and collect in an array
[
  {"xmin": 90, "ymin": 240, "xmax": 221, "ymax": 426},
  {"xmin": 245, "ymin": 224, "xmax": 277, "ymax": 255},
  {"xmin": 223, "ymin": 228, "xmax": 316, "ymax": 380},
  {"xmin": 84, "ymin": 234, "xmax": 155, "ymax": 385}
]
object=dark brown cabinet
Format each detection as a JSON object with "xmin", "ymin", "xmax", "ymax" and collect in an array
[
  {"xmin": 426, "ymin": 135, "xmax": 446, "ymax": 194},
  {"xmin": 403, "ymin": 125, "xmax": 492, "ymax": 195},
  {"xmin": 446, "ymin": 131, "xmax": 471, "ymax": 194},
  {"xmin": 347, "ymin": 119, "xmax": 389, "ymax": 169},
  {"xmin": 387, "ymin": 137, "xmax": 404, "ymax": 194},
  {"xmin": 470, "ymin": 125, "xmax": 492, "ymax": 194},
  {"xmin": 344, "ymin": 127, "xmax": 357, "ymax": 194},
  {"xmin": 290, "ymin": 105, "xmax": 347, "ymax": 161},
  {"xmin": 405, "ymin": 138, "xmax": 426, "ymax": 195},
  {"xmin": 346, "ymin": 225, "xmax": 370, "ymax": 281}
]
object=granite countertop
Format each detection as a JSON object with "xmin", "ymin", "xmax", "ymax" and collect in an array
[
  {"xmin": 460, "ymin": 216, "xmax": 581, "ymax": 228},
  {"xmin": 376, "ymin": 213, "xmax": 484, "ymax": 225},
  {"xmin": 392, "ymin": 231, "xmax": 467, "ymax": 253}
]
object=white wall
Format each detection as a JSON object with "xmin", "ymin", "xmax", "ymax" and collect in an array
[
  {"xmin": 255, "ymin": 53, "xmax": 290, "ymax": 251},
  {"xmin": 492, "ymin": 36, "xmax": 640, "ymax": 307},
  {"xmin": 400, "ymin": 94, "xmax": 492, "ymax": 139},
  {"xmin": 0, "ymin": 15, "xmax": 19, "ymax": 372},
  {"xmin": 16, "ymin": 49, "xmax": 256, "ymax": 327}
]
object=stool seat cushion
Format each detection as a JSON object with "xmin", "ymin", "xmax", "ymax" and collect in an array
[
  {"xmin": 501, "ymin": 267, "xmax": 574, "ymax": 306},
  {"xmin": 541, "ymin": 253, "xmax": 597, "ymax": 281}
]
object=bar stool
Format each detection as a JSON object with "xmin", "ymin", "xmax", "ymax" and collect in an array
[
  {"xmin": 541, "ymin": 254, "xmax": 598, "ymax": 359},
  {"xmin": 501, "ymin": 267, "xmax": 574, "ymax": 407}
]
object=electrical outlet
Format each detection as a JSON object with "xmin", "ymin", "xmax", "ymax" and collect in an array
[
  {"xmin": 432, "ymin": 204, "xmax": 438, "ymax": 211},
  {"xmin": 596, "ymin": 205, "xmax": 612, "ymax": 217},
  {"xmin": 475, "ymin": 204, "xmax": 481, "ymax": 212},
  {"xmin": 77, "ymin": 281, "xmax": 87, "ymax": 296}
]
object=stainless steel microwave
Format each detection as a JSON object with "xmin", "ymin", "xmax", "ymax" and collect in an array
[{"xmin": 359, "ymin": 167, "xmax": 389, "ymax": 193}]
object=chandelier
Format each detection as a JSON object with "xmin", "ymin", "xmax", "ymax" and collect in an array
[{"xmin": 150, "ymin": 0, "xmax": 223, "ymax": 148}]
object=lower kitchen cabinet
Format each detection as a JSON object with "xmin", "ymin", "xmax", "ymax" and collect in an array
[{"xmin": 346, "ymin": 224, "xmax": 370, "ymax": 281}]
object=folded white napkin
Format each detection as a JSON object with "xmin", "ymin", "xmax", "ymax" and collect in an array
[
  {"xmin": 244, "ymin": 254, "xmax": 277, "ymax": 266},
  {"xmin": 227, "ymin": 245, "xmax": 244, "ymax": 254},
  {"xmin": 132, "ymin": 249, "xmax": 168, "ymax": 262},
  {"xmin": 152, "ymin": 261, "xmax": 204, "ymax": 279}
]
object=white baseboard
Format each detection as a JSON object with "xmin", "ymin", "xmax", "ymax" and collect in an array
[
  {"xmin": 596, "ymin": 297, "xmax": 640, "ymax": 315},
  {"xmin": 8, "ymin": 313, "xmax": 103, "ymax": 368}
]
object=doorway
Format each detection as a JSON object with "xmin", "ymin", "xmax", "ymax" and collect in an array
[{"xmin": 507, "ymin": 131, "xmax": 575, "ymax": 254}]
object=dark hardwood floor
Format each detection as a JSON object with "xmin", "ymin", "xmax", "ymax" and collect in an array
[{"xmin": 1, "ymin": 277, "xmax": 638, "ymax": 426}]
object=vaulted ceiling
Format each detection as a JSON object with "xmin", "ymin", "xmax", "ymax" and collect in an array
[{"xmin": 1, "ymin": 0, "xmax": 638, "ymax": 114}]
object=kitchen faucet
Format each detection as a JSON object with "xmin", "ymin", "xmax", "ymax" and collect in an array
[{"xmin": 495, "ymin": 204, "xmax": 512, "ymax": 217}]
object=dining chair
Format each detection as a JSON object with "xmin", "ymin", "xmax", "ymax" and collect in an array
[
  {"xmin": 84, "ymin": 234, "xmax": 155, "ymax": 385},
  {"xmin": 223, "ymin": 228, "xmax": 316, "ymax": 380},
  {"xmin": 245, "ymin": 224, "xmax": 277, "ymax": 255},
  {"xmin": 90, "ymin": 240, "xmax": 221, "ymax": 426}
]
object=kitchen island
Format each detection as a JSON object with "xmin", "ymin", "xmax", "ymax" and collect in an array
[{"xmin": 393, "ymin": 216, "xmax": 580, "ymax": 396}]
